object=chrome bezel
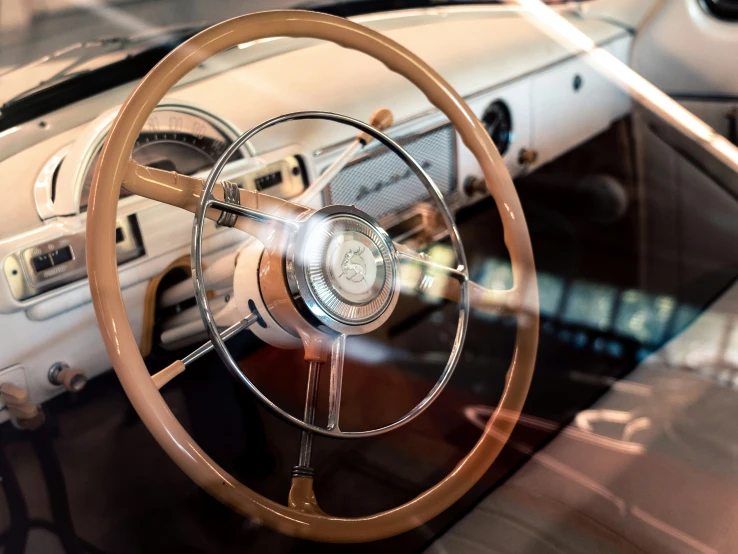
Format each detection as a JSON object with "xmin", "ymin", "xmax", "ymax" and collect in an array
[
  {"xmin": 286, "ymin": 204, "xmax": 399, "ymax": 334},
  {"xmin": 34, "ymin": 144, "xmax": 70, "ymax": 220},
  {"xmin": 35, "ymin": 101, "xmax": 254, "ymax": 219}
]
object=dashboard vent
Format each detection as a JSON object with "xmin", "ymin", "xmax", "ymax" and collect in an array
[{"xmin": 327, "ymin": 124, "xmax": 456, "ymax": 220}]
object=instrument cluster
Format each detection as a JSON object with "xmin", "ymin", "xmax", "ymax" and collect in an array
[
  {"xmin": 9, "ymin": 104, "xmax": 309, "ymax": 304},
  {"xmin": 78, "ymin": 108, "xmax": 243, "ymax": 211}
]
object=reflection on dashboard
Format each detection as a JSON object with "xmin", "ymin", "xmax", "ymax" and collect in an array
[{"xmin": 78, "ymin": 109, "xmax": 241, "ymax": 210}]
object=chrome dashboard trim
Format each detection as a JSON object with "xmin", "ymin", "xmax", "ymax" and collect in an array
[
  {"xmin": 318, "ymin": 121, "xmax": 460, "ymax": 248},
  {"xmin": 3, "ymin": 216, "xmax": 143, "ymax": 301},
  {"xmin": 330, "ymin": 120, "xmax": 454, "ymax": 170},
  {"xmin": 33, "ymin": 144, "xmax": 69, "ymax": 220}
]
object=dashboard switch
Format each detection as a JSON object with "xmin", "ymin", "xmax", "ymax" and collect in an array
[
  {"xmin": 518, "ymin": 148, "xmax": 539, "ymax": 166},
  {"xmin": 0, "ymin": 383, "xmax": 45, "ymax": 430},
  {"xmin": 463, "ymin": 176, "xmax": 488, "ymax": 196},
  {"xmin": 31, "ymin": 253, "xmax": 53, "ymax": 272},
  {"xmin": 5, "ymin": 215, "xmax": 144, "ymax": 301},
  {"xmin": 49, "ymin": 246, "xmax": 73, "ymax": 266},
  {"xmin": 31, "ymin": 246, "xmax": 73, "ymax": 273}
]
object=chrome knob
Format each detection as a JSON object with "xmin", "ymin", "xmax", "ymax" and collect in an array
[{"xmin": 48, "ymin": 363, "xmax": 87, "ymax": 393}]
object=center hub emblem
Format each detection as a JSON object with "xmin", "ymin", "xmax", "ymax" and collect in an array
[
  {"xmin": 341, "ymin": 246, "xmax": 367, "ymax": 283},
  {"xmin": 326, "ymin": 236, "xmax": 379, "ymax": 301}
]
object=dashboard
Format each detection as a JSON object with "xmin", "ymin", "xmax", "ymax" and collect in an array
[{"xmin": 0, "ymin": 2, "xmax": 646, "ymax": 422}]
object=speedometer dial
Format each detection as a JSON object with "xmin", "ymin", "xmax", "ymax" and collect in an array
[
  {"xmin": 79, "ymin": 108, "xmax": 242, "ymax": 210},
  {"xmin": 133, "ymin": 132, "xmax": 225, "ymax": 174}
]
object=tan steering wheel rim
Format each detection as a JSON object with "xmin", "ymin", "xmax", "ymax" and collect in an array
[{"xmin": 86, "ymin": 10, "xmax": 539, "ymax": 543}]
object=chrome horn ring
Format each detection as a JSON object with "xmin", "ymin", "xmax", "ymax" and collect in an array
[{"xmin": 192, "ymin": 111, "xmax": 470, "ymax": 438}]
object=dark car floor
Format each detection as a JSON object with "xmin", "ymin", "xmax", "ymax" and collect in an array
[{"xmin": 1, "ymin": 120, "xmax": 734, "ymax": 554}]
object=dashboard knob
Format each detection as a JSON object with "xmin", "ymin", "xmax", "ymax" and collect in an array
[
  {"xmin": 357, "ymin": 108, "xmax": 394, "ymax": 145},
  {"xmin": 518, "ymin": 148, "xmax": 539, "ymax": 165},
  {"xmin": 368, "ymin": 108, "xmax": 394, "ymax": 131},
  {"xmin": 48, "ymin": 363, "xmax": 87, "ymax": 393},
  {"xmin": 463, "ymin": 176, "xmax": 488, "ymax": 196}
]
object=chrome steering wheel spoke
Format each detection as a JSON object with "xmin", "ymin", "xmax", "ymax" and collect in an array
[
  {"xmin": 293, "ymin": 334, "xmax": 345, "ymax": 477},
  {"xmin": 293, "ymin": 360, "xmax": 322, "ymax": 478},
  {"xmin": 207, "ymin": 197, "xmax": 302, "ymax": 230},
  {"xmin": 327, "ymin": 334, "xmax": 346, "ymax": 432},
  {"xmin": 397, "ymin": 245, "xmax": 521, "ymax": 316},
  {"xmin": 151, "ymin": 312, "xmax": 260, "ymax": 389},
  {"xmin": 397, "ymin": 246, "xmax": 467, "ymax": 281}
]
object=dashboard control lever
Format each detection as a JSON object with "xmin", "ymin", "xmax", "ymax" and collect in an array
[
  {"xmin": 152, "ymin": 312, "xmax": 260, "ymax": 390},
  {"xmin": 48, "ymin": 363, "xmax": 87, "ymax": 393},
  {"xmin": 357, "ymin": 108, "xmax": 394, "ymax": 145},
  {"xmin": 298, "ymin": 108, "xmax": 394, "ymax": 205}
]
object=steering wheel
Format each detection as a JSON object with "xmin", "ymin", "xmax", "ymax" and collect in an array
[{"xmin": 86, "ymin": 10, "xmax": 539, "ymax": 543}]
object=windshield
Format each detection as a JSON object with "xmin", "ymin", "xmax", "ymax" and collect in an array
[
  {"xmin": 0, "ymin": 0, "xmax": 575, "ymax": 131},
  {"xmin": 0, "ymin": 26, "xmax": 205, "ymax": 106},
  {"xmin": 0, "ymin": 0, "xmax": 571, "ymax": 97}
]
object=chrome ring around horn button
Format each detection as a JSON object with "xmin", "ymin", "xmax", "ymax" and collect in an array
[{"xmin": 286, "ymin": 205, "xmax": 400, "ymax": 335}]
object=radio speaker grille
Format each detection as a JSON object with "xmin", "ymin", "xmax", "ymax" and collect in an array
[{"xmin": 327, "ymin": 124, "xmax": 456, "ymax": 220}]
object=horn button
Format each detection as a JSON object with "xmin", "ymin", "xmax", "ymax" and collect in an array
[{"xmin": 286, "ymin": 205, "xmax": 399, "ymax": 335}]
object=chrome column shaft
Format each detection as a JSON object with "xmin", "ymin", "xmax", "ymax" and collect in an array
[{"xmin": 293, "ymin": 361, "xmax": 322, "ymax": 478}]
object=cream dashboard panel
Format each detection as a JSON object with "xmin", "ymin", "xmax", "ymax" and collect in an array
[
  {"xmin": 0, "ymin": 132, "xmax": 308, "ymax": 425},
  {"xmin": 165, "ymin": 9, "xmax": 629, "ymax": 155},
  {"xmin": 0, "ymin": 6, "xmax": 634, "ymax": 421}
]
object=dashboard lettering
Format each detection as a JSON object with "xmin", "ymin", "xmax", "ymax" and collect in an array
[
  {"xmin": 191, "ymin": 122, "xmax": 206, "ymax": 139},
  {"xmin": 146, "ymin": 116, "xmax": 160, "ymax": 133},
  {"xmin": 169, "ymin": 116, "xmax": 184, "ymax": 133},
  {"xmin": 355, "ymin": 160, "xmax": 432, "ymax": 202}
]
